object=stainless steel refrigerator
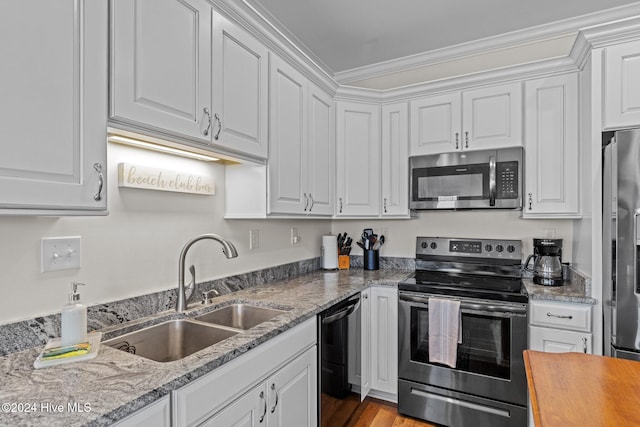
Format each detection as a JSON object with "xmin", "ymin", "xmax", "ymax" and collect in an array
[{"xmin": 603, "ymin": 128, "xmax": 640, "ymax": 360}]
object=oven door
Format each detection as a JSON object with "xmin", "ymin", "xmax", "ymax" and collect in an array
[{"xmin": 398, "ymin": 291, "xmax": 528, "ymax": 406}]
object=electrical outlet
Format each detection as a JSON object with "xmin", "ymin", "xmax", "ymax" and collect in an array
[
  {"xmin": 543, "ymin": 228, "xmax": 557, "ymax": 238},
  {"xmin": 250, "ymin": 230, "xmax": 259, "ymax": 251},
  {"xmin": 41, "ymin": 236, "xmax": 82, "ymax": 272},
  {"xmin": 291, "ymin": 228, "xmax": 300, "ymax": 245}
]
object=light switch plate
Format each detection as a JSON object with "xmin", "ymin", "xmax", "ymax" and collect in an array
[{"xmin": 41, "ymin": 237, "xmax": 82, "ymax": 272}]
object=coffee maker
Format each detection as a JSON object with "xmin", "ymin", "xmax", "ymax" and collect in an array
[{"xmin": 525, "ymin": 238, "xmax": 564, "ymax": 286}]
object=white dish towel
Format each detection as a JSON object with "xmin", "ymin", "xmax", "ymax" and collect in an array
[{"xmin": 428, "ymin": 297, "xmax": 462, "ymax": 368}]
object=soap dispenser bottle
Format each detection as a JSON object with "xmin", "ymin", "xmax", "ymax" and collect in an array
[{"xmin": 61, "ymin": 282, "xmax": 87, "ymax": 346}]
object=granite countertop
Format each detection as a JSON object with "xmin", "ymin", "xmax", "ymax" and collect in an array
[
  {"xmin": 522, "ymin": 273, "xmax": 595, "ymax": 305},
  {"xmin": 0, "ymin": 269, "xmax": 410, "ymax": 427}
]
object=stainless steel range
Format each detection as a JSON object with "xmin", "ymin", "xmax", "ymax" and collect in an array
[{"xmin": 398, "ymin": 237, "xmax": 528, "ymax": 427}]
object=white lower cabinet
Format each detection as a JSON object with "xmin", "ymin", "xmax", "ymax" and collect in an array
[
  {"xmin": 369, "ymin": 286, "xmax": 398, "ymax": 398},
  {"xmin": 528, "ymin": 299, "xmax": 592, "ymax": 354},
  {"xmin": 202, "ymin": 347, "xmax": 317, "ymax": 427},
  {"xmin": 173, "ymin": 317, "xmax": 317, "ymax": 427},
  {"xmin": 349, "ymin": 286, "xmax": 398, "ymax": 402},
  {"xmin": 113, "ymin": 395, "xmax": 171, "ymax": 427}
]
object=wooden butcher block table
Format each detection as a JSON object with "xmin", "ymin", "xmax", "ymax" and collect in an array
[{"xmin": 524, "ymin": 350, "xmax": 640, "ymax": 426}]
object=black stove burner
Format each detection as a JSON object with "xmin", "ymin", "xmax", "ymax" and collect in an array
[{"xmin": 399, "ymin": 270, "xmax": 528, "ymax": 303}]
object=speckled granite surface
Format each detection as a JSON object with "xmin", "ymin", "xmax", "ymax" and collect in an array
[
  {"xmin": 523, "ymin": 267, "xmax": 595, "ymax": 304},
  {"xmin": 0, "ymin": 267, "xmax": 410, "ymax": 427}
]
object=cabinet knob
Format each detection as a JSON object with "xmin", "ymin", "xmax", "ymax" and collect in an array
[
  {"xmin": 455, "ymin": 132, "xmax": 459, "ymax": 149},
  {"xmin": 528, "ymin": 193, "xmax": 533, "ymax": 210},
  {"xmin": 465, "ymin": 131, "xmax": 469, "ymax": 148},
  {"xmin": 339, "ymin": 197, "xmax": 343, "ymax": 213},
  {"xmin": 383, "ymin": 198, "xmax": 388, "ymax": 213}
]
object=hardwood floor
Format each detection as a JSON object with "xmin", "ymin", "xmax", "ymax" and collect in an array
[{"xmin": 321, "ymin": 393, "xmax": 436, "ymax": 427}]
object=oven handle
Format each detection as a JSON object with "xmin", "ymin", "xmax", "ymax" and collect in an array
[{"xmin": 399, "ymin": 292, "xmax": 527, "ymax": 316}]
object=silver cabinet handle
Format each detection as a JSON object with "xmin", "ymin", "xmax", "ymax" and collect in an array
[
  {"xmin": 303, "ymin": 193, "xmax": 309, "ymax": 212},
  {"xmin": 259, "ymin": 390, "xmax": 267, "ymax": 423},
  {"xmin": 465, "ymin": 131, "xmax": 469, "ymax": 148},
  {"xmin": 383, "ymin": 198, "xmax": 388, "ymax": 213},
  {"xmin": 582, "ymin": 337, "xmax": 588, "ymax": 353},
  {"xmin": 202, "ymin": 107, "xmax": 211, "ymax": 136},
  {"xmin": 93, "ymin": 163, "xmax": 103, "ymax": 201},
  {"xmin": 528, "ymin": 193, "xmax": 533, "ymax": 210},
  {"xmin": 547, "ymin": 312, "xmax": 573, "ymax": 319},
  {"xmin": 270, "ymin": 383, "xmax": 279, "ymax": 413},
  {"xmin": 213, "ymin": 113, "xmax": 222, "ymax": 140},
  {"xmin": 309, "ymin": 194, "xmax": 314, "ymax": 212},
  {"xmin": 455, "ymin": 132, "xmax": 459, "ymax": 149},
  {"xmin": 363, "ymin": 293, "xmax": 368, "ymax": 299},
  {"xmin": 339, "ymin": 197, "xmax": 343, "ymax": 213}
]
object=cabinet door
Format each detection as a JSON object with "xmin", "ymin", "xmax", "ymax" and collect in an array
[
  {"xmin": 523, "ymin": 73, "xmax": 579, "ymax": 217},
  {"xmin": 307, "ymin": 85, "xmax": 335, "ymax": 216},
  {"xmin": 410, "ymin": 93, "xmax": 461, "ymax": 155},
  {"xmin": 462, "ymin": 82, "xmax": 522, "ymax": 150},
  {"xmin": 605, "ymin": 41, "xmax": 640, "ymax": 129},
  {"xmin": 211, "ymin": 12, "xmax": 268, "ymax": 159},
  {"xmin": 370, "ymin": 287, "xmax": 398, "ymax": 396},
  {"xmin": 381, "ymin": 102, "xmax": 410, "ymax": 217},
  {"xmin": 267, "ymin": 347, "xmax": 317, "ymax": 427},
  {"xmin": 0, "ymin": 0, "xmax": 107, "ymax": 212},
  {"xmin": 360, "ymin": 288, "xmax": 372, "ymax": 401},
  {"xmin": 111, "ymin": 0, "xmax": 211, "ymax": 142},
  {"xmin": 529, "ymin": 326, "xmax": 592, "ymax": 354},
  {"xmin": 201, "ymin": 384, "xmax": 267, "ymax": 427},
  {"xmin": 114, "ymin": 395, "xmax": 171, "ymax": 427},
  {"xmin": 268, "ymin": 55, "xmax": 307, "ymax": 214},
  {"xmin": 335, "ymin": 102, "xmax": 380, "ymax": 216}
]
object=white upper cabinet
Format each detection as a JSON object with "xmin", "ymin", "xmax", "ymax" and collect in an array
[
  {"xmin": 523, "ymin": 73, "xmax": 580, "ymax": 218},
  {"xmin": 111, "ymin": 0, "xmax": 212, "ymax": 143},
  {"xmin": 335, "ymin": 102, "xmax": 381, "ymax": 217},
  {"xmin": 381, "ymin": 103, "xmax": 410, "ymax": 217},
  {"xmin": 268, "ymin": 55, "xmax": 308, "ymax": 214},
  {"xmin": 0, "ymin": 0, "xmax": 107, "ymax": 213},
  {"xmin": 211, "ymin": 12, "xmax": 269, "ymax": 159},
  {"xmin": 410, "ymin": 93, "xmax": 461, "ymax": 155},
  {"xmin": 604, "ymin": 40, "xmax": 640, "ymax": 130},
  {"xmin": 268, "ymin": 56, "xmax": 334, "ymax": 216},
  {"xmin": 410, "ymin": 82, "xmax": 522, "ymax": 155},
  {"xmin": 307, "ymin": 85, "xmax": 335, "ymax": 216}
]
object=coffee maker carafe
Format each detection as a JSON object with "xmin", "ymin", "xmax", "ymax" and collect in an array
[{"xmin": 525, "ymin": 238, "xmax": 564, "ymax": 286}]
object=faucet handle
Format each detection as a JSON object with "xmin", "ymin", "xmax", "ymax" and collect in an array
[{"xmin": 201, "ymin": 289, "xmax": 220, "ymax": 305}]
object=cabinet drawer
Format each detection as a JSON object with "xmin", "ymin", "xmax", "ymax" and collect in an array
[{"xmin": 529, "ymin": 301, "xmax": 591, "ymax": 332}]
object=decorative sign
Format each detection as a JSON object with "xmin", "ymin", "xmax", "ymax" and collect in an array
[{"xmin": 118, "ymin": 163, "xmax": 215, "ymax": 195}]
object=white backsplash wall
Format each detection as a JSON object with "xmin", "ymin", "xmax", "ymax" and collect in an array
[
  {"xmin": 332, "ymin": 210, "xmax": 574, "ymax": 262},
  {"xmin": 0, "ymin": 144, "xmax": 331, "ymax": 325}
]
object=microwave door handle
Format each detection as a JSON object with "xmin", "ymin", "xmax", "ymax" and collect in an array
[{"xmin": 489, "ymin": 155, "xmax": 496, "ymax": 206}]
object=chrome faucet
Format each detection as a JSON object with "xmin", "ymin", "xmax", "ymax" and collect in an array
[{"xmin": 176, "ymin": 233, "xmax": 238, "ymax": 312}]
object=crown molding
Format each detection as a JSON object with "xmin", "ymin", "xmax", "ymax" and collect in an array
[
  {"xmin": 334, "ymin": 3, "xmax": 640, "ymax": 86},
  {"xmin": 579, "ymin": 14, "xmax": 640, "ymax": 47}
]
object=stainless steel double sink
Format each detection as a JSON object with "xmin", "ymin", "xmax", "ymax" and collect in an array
[{"xmin": 103, "ymin": 304, "xmax": 287, "ymax": 363}]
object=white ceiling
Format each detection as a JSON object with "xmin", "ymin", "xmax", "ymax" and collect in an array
[{"xmin": 246, "ymin": 0, "xmax": 640, "ymax": 74}]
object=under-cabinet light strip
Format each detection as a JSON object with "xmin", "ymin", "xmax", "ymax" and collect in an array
[{"xmin": 108, "ymin": 135, "xmax": 220, "ymax": 162}]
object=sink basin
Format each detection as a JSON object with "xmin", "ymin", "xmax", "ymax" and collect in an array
[
  {"xmin": 103, "ymin": 319, "xmax": 237, "ymax": 362},
  {"xmin": 196, "ymin": 304, "xmax": 287, "ymax": 330}
]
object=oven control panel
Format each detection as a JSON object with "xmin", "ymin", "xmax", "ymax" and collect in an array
[{"xmin": 416, "ymin": 236, "xmax": 522, "ymax": 260}]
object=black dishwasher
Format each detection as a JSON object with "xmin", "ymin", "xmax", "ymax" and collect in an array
[{"xmin": 317, "ymin": 293, "xmax": 361, "ymax": 423}]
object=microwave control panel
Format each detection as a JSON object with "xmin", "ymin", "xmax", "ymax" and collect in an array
[{"xmin": 496, "ymin": 161, "xmax": 519, "ymax": 199}]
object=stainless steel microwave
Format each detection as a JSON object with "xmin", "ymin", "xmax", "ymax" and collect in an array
[{"xmin": 409, "ymin": 147, "xmax": 523, "ymax": 210}]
